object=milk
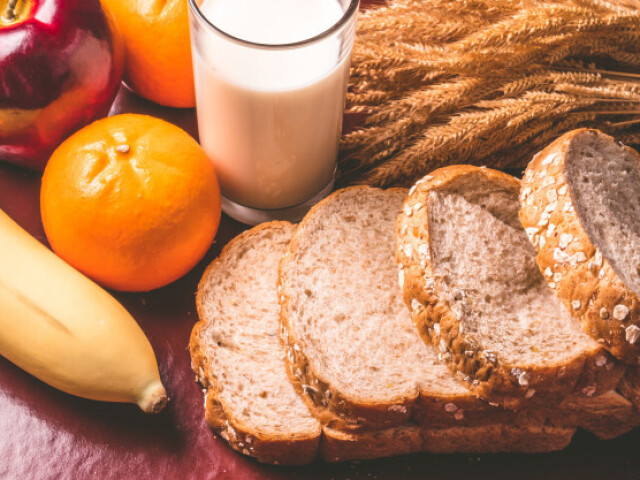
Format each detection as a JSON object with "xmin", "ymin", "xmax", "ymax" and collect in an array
[{"xmin": 192, "ymin": 0, "xmax": 351, "ymax": 210}]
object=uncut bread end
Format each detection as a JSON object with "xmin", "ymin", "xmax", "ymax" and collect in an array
[
  {"xmin": 529, "ymin": 391, "xmax": 636, "ymax": 441},
  {"xmin": 397, "ymin": 166, "xmax": 623, "ymax": 409},
  {"xmin": 190, "ymin": 222, "xmax": 321, "ymax": 465},
  {"xmin": 321, "ymin": 424, "xmax": 575, "ymax": 462},
  {"xmin": 619, "ymin": 366, "xmax": 640, "ymax": 415},
  {"xmin": 519, "ymin": 129, "xmax": 640, "ymax": 363}
]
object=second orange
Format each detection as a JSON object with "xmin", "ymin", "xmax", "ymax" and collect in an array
[{"xmin": 101, "ymin": 0, "xmax": 195, "ymax": 108}]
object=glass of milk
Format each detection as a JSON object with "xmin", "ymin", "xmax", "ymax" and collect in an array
[{"xmin": 188, "ymin": 0, "xmax": 359, "ymax": 225}]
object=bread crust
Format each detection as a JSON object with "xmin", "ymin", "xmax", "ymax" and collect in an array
[
  {"xmin": 620, "ymin": 366, "xmax": 640, "ymax": 412},
  {"xmin": 420, "ymin": 425, "xmax": 575, "ymax": 454},
  {"xmin": 519, "ymin": 128, "xmax": 640, "ymax": 364},
  {"xmin": 190, "ymin": 222, "xmax": 321, "ymax": 466},
  {"xmin": 321, "ymin": 424, "xmax": 575, "ymax": 462},
  {"xmin": 321, "ymin": 425, "xmax": 424, "ymax": 462},
  {"xmin": 190, "ymin": 202, "xmax": 635, "ymax": 465},
  {"xmin": 278, "ymin": 186, "xmax": 538, "ymax": 432},
  {"xmin": 397, "ymin": 165, "xmax": 623, "ymax": 409}
]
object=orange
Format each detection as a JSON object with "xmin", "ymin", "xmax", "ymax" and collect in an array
[
  {"xmin": 100, "ymin": 0, "xmax": 195, "ymax": 108},
  {"xmin": 40, "ymin": 114, "xmax": 221, "ymax": 292}
]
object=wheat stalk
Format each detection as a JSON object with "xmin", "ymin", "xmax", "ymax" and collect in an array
[{"xmin": 339, "ymin": 0, "xmax": 640, "ymax": 187}]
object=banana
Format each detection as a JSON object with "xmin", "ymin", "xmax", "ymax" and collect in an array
[{"xmin": 0, "ymin": 208, "xmax": 167, "ymax": 413}]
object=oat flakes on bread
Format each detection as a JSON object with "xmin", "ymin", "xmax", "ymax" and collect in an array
[
  {"xmin": 191, "ymin": 218, "xmax": 632, "ymax": 465},
  {"xmin": 396, "ymin": 166, "xmax": 623, "ymax": 409},
  {"xmin": 189, "ymin": 220, "xmax": 572, "ymax": 464},
  {"xmin": 277, "ymin": 186, "xmax": 627, "ymax": 432},
  {"xmin": 519, "ymin": 128, "xmax": 640, "ymax": 364}
]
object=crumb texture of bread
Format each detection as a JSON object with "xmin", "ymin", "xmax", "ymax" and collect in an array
[
  {"xmin": 427, "ymin": 187, "xmax": 590, "ymax": 367},
  {"xmin": 189, "ymin": 183, "xmax": 634, "ymax": 465},
  {"xmin": 519, "ymin": 129, "xmax": 640, "ymax": 363},
  {"xmin": 279, "ymin": 187, "xmax": 504, "ymax": 430},
  {"xmin": 398, "ymin": 166, "xmax": 622, "ymax": 409},
  {"xmin": 190, "ymin": 222, "xmax": 321, "ymax": 465},
  {"xmin": 565, "ymin": 132, "xmax": 640, "ymax": 293}
]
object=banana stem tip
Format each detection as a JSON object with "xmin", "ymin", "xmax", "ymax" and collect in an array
[{"xmin": 138, "ymin": 381, "xmax": 168, "ymax": 414}]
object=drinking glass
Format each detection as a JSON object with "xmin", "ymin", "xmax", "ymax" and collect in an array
[{"xmin": 188, "ymin": 0, "xmax": 359, "ymax": 225}]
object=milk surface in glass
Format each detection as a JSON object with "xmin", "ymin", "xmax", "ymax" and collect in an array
[{"xmin": 194, "ymin": 0, "xmax": 350, "ymax": 210}]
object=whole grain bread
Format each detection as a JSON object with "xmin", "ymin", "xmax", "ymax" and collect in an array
[
  {"xmin": 191, "ymin": 217, "xmax": 633, "ymax": 465},
  {"xmin": 278, "ymin": 186, "xmax": 627, "ymax": 428},
  {"xmin": 278, "ymin": 187, "xmax": 511, "ymax": 430},
  {"xmin": 397, "ymin": 166, "xmax": 624, "ymax": 409},
  {"xmin": 189, "ymin": 221, "xmax": 572, "ymax": 464},
  {"xmin": 519, "ymin": 129, "xmax": 640, "ymax": 364},
  {"xmin": 545, "ymin": 391, "xmax": 636, "ymax": 441},
  {"xmin": 190, "ymin": 222, "xmax": 321, "ymax": 465},
  {"xmin": 620, "ymin": 366, "xmax": 640, "ymax": 412}
]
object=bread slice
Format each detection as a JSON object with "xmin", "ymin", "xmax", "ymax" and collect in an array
[
  {"xmin": 189, "ymin": 220, "xmax": 570, "ymax": 464},
  {"xmin": 279, "ymin": 187, "xmax": 505, "ymax": 430},
  {"xmin": 190, "ymin": 222, "xmax": 322, "ymax": 465},
  {"xmin": 397, "ymin": 166, "xmax": 624, "ymax": 409},
  {"xmin": 519, "ymin": 129, "xmax": 640, "ymax": 364},
  {"xmin": 279, "ymin": 186, "xmax": 627, "ymax": 428},
  {"xmin": 191, "ymin": 218, "xmax": 631, "ymax": 465}
]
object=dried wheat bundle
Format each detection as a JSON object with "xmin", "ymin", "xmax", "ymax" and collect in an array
[{"xmin": 340, "ymin": 0, "xmax": 640, "ymax": 187}]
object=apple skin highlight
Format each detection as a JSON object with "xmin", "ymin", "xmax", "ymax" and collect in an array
[{"xmin": 0, "ymin": 0, "xmax": 124, "ymax": 170}]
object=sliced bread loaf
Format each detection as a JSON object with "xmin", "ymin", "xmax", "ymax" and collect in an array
[
  {"xmin": 189, "ymin": 220, "xmax": 570, "ymax": 464},
  {"xmin": 397, "ymin": 166, "xmax": 624, "ymax": 409},
  {"xmin": 279, "ymin": 186, "xmax": 626, "ymax": 428},
  {"xmin": 191, "ymin": 218, "xmax": 632, "ymax": 465},
  {"xmin": 190, "ymin": 222, "xmax": 321, "ymax": 465},
  {"xmin": 278, "ymin": 187, "xmax": 503, "ymax": 430},
  {"xmin": 519, "ymin": 129, "xmax": 640, "ymax": 363}
]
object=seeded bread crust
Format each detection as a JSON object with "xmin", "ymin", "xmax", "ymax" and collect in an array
[
  {"xmin": 519, "ymin": 129, "xmax": 640, "ymax": 364},
  {"xmin": 190, "ymin": 222, "xmax": 321, "ymax": 466},
  {"xmin": 397, "ymin": 166, "xmax": 623, "ymax": 409},
  {"xmin": 278, "ymin": 187, "xmax": 531, "ymax": 432},
  {"xmin": 192, "ymin": 216, "xmax": 634, "ymax": 466},
  {"xmin": 198, "ymin": 388, "xmax": 319, "ymax": 465}
]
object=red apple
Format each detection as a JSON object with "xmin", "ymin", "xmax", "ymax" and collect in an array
[{"xmin": 0, "ymin": 0, "xmax": 124, "ymax": 170}]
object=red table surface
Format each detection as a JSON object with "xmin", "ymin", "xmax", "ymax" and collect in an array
[{"xmin": 3, "ymin": 49, "xmax": 640, "ymax": 480}]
